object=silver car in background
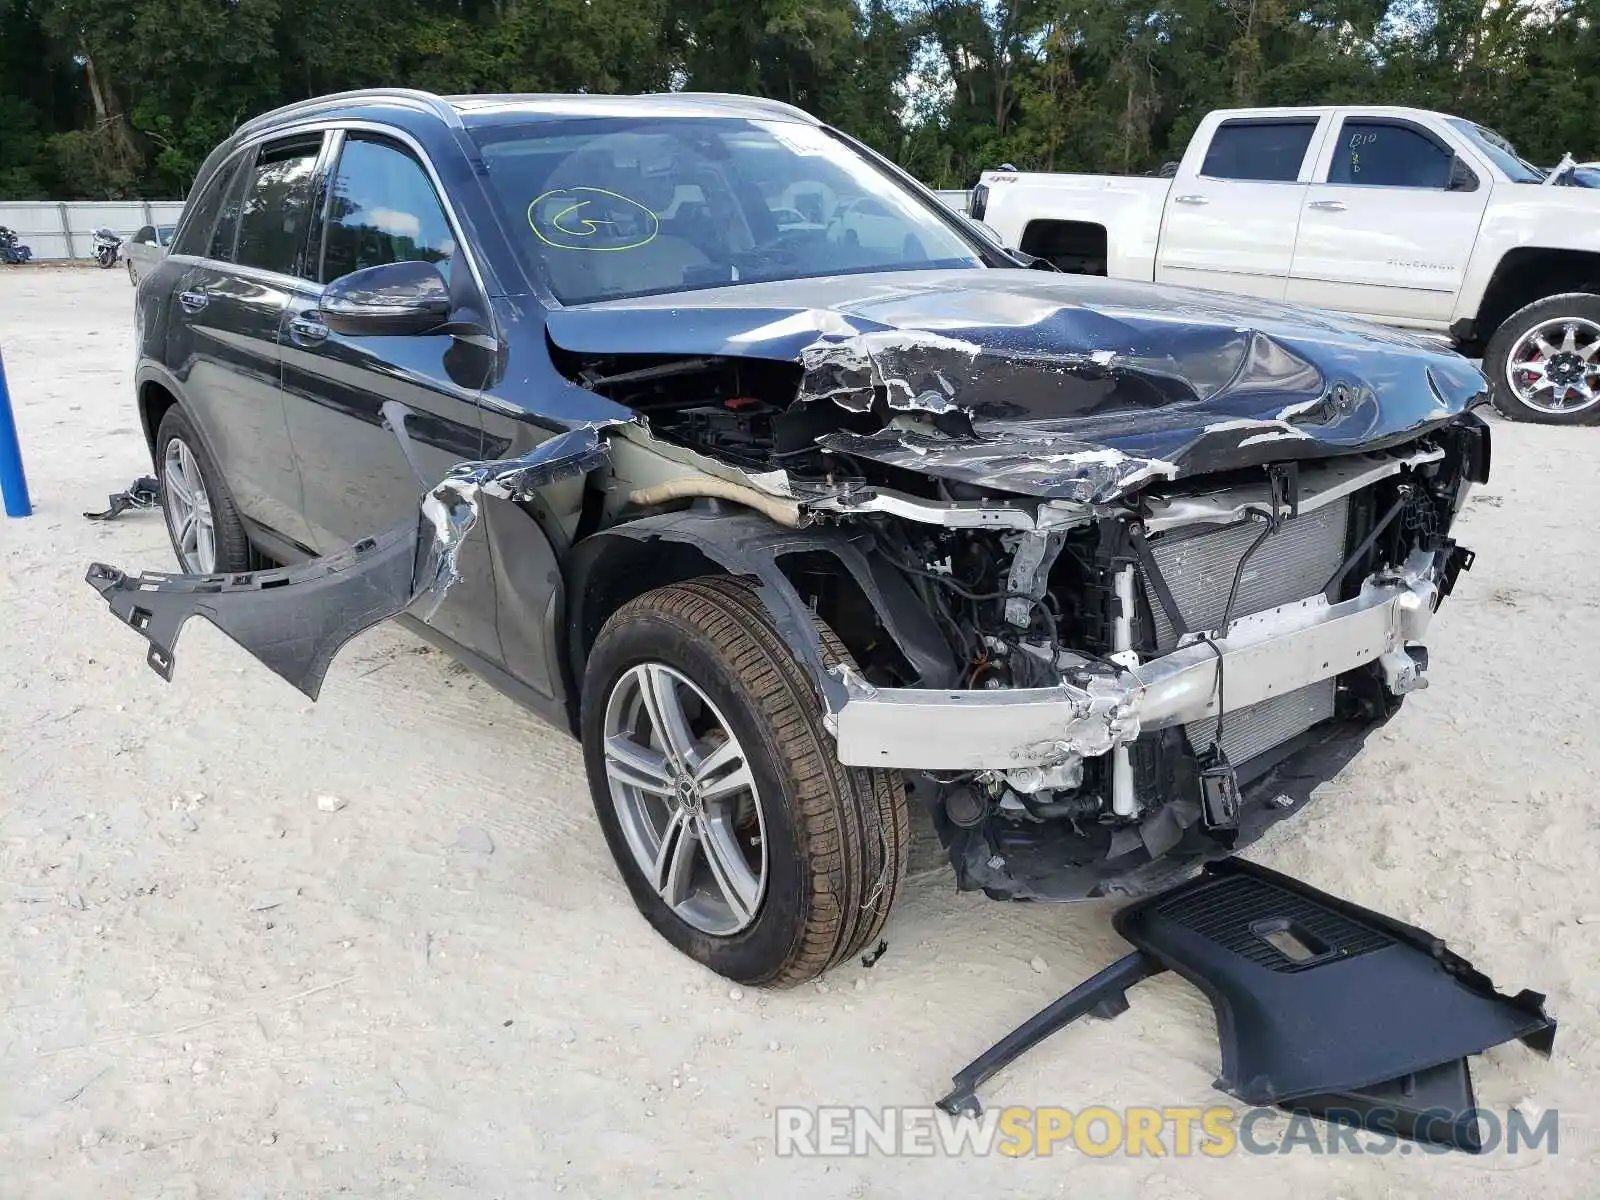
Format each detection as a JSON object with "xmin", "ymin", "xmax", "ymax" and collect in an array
[{"xmin": 122, "ymin": 223, "xmax": 175, "ymax": 285}]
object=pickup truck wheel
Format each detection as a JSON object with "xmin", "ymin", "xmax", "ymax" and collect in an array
[
  {"xmin": 580, "ymin": 576, "xmax": 907, "ymax": 986},
  {"xmin": 1486, "ymin": 293, "xmax": 1600, "ymax": 424},
  {"xmin": 154, "ymin": 407, "xmax": 253, "ymax": 574}
]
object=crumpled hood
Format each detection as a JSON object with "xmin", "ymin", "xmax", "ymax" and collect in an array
[{"xmin": 545, "ymin": 269, "xmax": 1488, "ymax": 501}]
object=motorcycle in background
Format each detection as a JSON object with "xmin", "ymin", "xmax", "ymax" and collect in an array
[
  {"xmin": 0, "ymin": 226, "xmax": 32, "ymax": 264},
  {"xmin": 93, "ymin": 227, "xmax": 122, "ymax": 268}
]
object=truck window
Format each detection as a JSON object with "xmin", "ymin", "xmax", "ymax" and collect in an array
[
  {"xmin": 1200, "ymin": 120, "xmax": 1317, "ymax": 182},
  {"xmin": 1328, "ymin": 121, "xmax": 1452, "ymax": 189}
]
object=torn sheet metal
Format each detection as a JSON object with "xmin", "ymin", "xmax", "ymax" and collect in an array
[
  {"xmin": 545, "ymin": 269, "xmax": 1487, "ymax": 502},
  {"xmin": 85, "ymin": 428, "xmax": 613, "ymax": 699},
  {"xmin": 795, "ymin": 329, "xmax": 981, "ymax": 414}
]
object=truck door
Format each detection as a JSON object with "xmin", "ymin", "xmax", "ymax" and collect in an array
[
  {"xmin": 1286, "ymin": 114, "xmax": 1490, "ymax": 325},
  {"xmin": 1155, "ymin": 114, "xmax": 1327, "ymax": 300}
]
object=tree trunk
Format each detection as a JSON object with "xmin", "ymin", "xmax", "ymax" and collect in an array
[{"xmin": 81, "ymin": 44, "xmax": 110, "ymax": 124}]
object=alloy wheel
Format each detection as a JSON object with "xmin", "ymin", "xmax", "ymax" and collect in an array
[
  {"xmin": 601, "ymin": 662, "xmax": 767, "ymax": 936},
  {"xmin": 1506, "ymin": 316, "xmax": 1600, "ymax": 415},
  {"xmin": 161, "ymin": 437, "xmax": 217, "ymax": 573}
]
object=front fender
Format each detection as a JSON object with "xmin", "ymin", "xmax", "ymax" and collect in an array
[{"xmin": 566, "ymin": 510, "xmax": 956, "ymax": 717}]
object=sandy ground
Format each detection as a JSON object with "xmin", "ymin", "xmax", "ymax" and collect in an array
[{"xmin": 0, "ymin": 268, "xmax": 1595, "ymax": 1198}]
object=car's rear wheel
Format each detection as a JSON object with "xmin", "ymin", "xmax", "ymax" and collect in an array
[
  {"xmin": 1486, "ymin": 293, "xmax": 1600, "ymax": 424},
  {"xmin": 127, "ymin": 259, "xmax": 137, "ymax": 287},
  {"xmin": 581, "ymin": 576, "xmax": 907, "ymax": 986},
  {"xmin": 154, "ymin": 407, "xmax": 252, "ymax": 574}
]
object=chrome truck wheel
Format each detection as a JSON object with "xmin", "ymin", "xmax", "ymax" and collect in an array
[{"xmin": 1487, "ymin": 294, "xmax": 1600, "ymax": 424}]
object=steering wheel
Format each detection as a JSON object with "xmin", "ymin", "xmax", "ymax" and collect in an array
[{"xmin": 733, "ymin": 225, "xmax": 817, "ymax": 272}]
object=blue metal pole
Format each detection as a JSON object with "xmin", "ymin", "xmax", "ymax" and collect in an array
[{"xmin": 0, "ymin": 345, "xmax": 33, "ymax": 518}]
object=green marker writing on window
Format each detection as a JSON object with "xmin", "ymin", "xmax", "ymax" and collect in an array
[{"xmin": 528, "ymin": 187, "xmax": 659, "ymax": 251}]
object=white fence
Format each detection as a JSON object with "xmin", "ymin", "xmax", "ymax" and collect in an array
[{"xmin": 0, "ymin": 200, "xmax": 186, "ymax": 261}]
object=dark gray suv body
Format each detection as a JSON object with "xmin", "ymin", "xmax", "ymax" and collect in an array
[{"xmin": 105, "ymin": 88, "xmax": 1490, "ymax": 985}]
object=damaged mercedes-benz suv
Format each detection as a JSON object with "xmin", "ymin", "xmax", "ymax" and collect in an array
[{"xmin": 97, "ymin": 89, "xmax": 1490, "ymax": 985}]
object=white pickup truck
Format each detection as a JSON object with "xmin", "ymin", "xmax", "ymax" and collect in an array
[{"xmin": 974, "ymin": 105, "xmax": 1600, "ymax": 424}]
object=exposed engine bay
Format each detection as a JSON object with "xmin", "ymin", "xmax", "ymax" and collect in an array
[
  {"xmin": 90, "ymin": 272, "xmax": 1494, "ymax": 903},
  {"xmin": 563, "ymin": 326, "xmax": 1490, "ymax": 901}
]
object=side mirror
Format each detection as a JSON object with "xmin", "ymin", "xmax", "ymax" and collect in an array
[
  {"xmin": 320, "ymin": 260, "xmax": 452, "ymax": 337},
  {"xmin": 1448, "ymin": 157, "xmax": 1479, "ymax": 192}
]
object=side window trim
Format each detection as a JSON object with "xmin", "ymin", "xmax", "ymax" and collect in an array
[
  {"xmin": 179, "ymin": 117, "xmax": 494, "ymax": 315},
  {"xmin": 1319, "ymin": 117, "xmax": 1460, "ymax": 190},
  {"xmin": 1198, "ymin": 116, "xmax": 1322, "ymax": 184},
  {"xmin": 304, "ymin": 128, "xmax": 346, "ymax": 287}
]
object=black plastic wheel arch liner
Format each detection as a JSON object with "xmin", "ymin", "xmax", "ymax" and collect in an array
[
  {"xmin": 1114, "ymin": 858, "xmax": 1555, "ymax": 1109},
  {"xmin": 85, "ymin": 524, "xmax": 422, "ymax": 700},
  {"xmin": 82, "ymin": 426, "xmax": 614, "ymax": 701},
  {"xmin": 937, "ymin": 857, "xmax": 1555, "ymax": 1154}
]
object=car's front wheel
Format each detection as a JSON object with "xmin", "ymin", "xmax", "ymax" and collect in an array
[
  {"xmin": 581, "ymin": 576, "xmax": 907, "ymax": 986},
  {"xmin": 1486, "ymin": 293, "xmax": 1600, "ymax": 424},
  {"xmin": 155, "ymin": 407, "xmax": 253, "ymax": 574}
]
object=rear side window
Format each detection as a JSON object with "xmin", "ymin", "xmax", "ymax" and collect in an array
[
  {"xmin": 172, "ymin": 157, "xmax": 241, "ymax": 257},
  {"xmin": 1201, "ymin": 121, "xmax": 1317, "ymax": 182},
  {"xmin": 1328, "ymin": 121, "xmax": 1453, "ymax": 189},
  {"xmin": 319, "ymin": 136, "xmax": 456, "ymax": 285},
  {"xmin": 208, "ymin": 158, "xmax": 251, "ymax": 261},
  {"xmin": 234, "ymin": 137, "xmax": 324, "ymax": 277}
]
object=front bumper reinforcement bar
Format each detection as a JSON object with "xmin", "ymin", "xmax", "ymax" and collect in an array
[{"xmin": 832, "ymin": 549, "xmax": 1443, "ymax": 771}]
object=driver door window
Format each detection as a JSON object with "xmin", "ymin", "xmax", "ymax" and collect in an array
[
  {"xmin": 1287, "ymin": 116, "xmax": 1489, "ymax": 321},
  {"xmin": 318, "ymin": 136, "xmax": 456, "ymax": 285},
  {"xmin": 1328, "ymin": 121, "xmax": 1454, "ymax": 189}
]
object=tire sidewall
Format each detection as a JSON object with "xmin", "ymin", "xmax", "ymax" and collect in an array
[
  {"xmin": 154, "ymin": 406, "xmax": 251, "ymax": 573},
  {"xmin": 1486, "ymin": 293, "xmax": 1600, "ymax": 425},
  {"xmin": 580, "ymin": 605, "xmax": 813, "ymax": 984}
]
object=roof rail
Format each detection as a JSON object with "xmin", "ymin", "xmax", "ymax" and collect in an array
[
  {"xmin": 234, "ymin": 88, "xmax": 462, "ymax": 139},
  {"xmin": 669, "ymin": 92, "xmax": 818, "ymax": 124}
]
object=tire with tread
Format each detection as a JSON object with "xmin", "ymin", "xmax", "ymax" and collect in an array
[{"xmin": 580, "ymin": 576, "xmax": 907, "ymax": 986}]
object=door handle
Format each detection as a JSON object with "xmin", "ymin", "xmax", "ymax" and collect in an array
[
  {"xmin": 1174, "ymin": 194, "xmax": 1209, "ymax": 205},
  {"xmin": 288, "ymin": 315, "xmax": 330, "ymax": 346},
  {"xmin": 178, "ymin": 290, "xmax": 209, "ymax": 314},
  {"xmin": 1308, "ymin": 200, "xmax": 1347, "ymax": 212}
]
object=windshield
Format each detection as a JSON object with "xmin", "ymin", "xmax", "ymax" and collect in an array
[
  {"xmin": 1445, "ymin": 118, "xmax": 1544, "ymax": 183},
  {"xmin": 471, "ymin": 117, "xmax": 984, "ymax": 304}
]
